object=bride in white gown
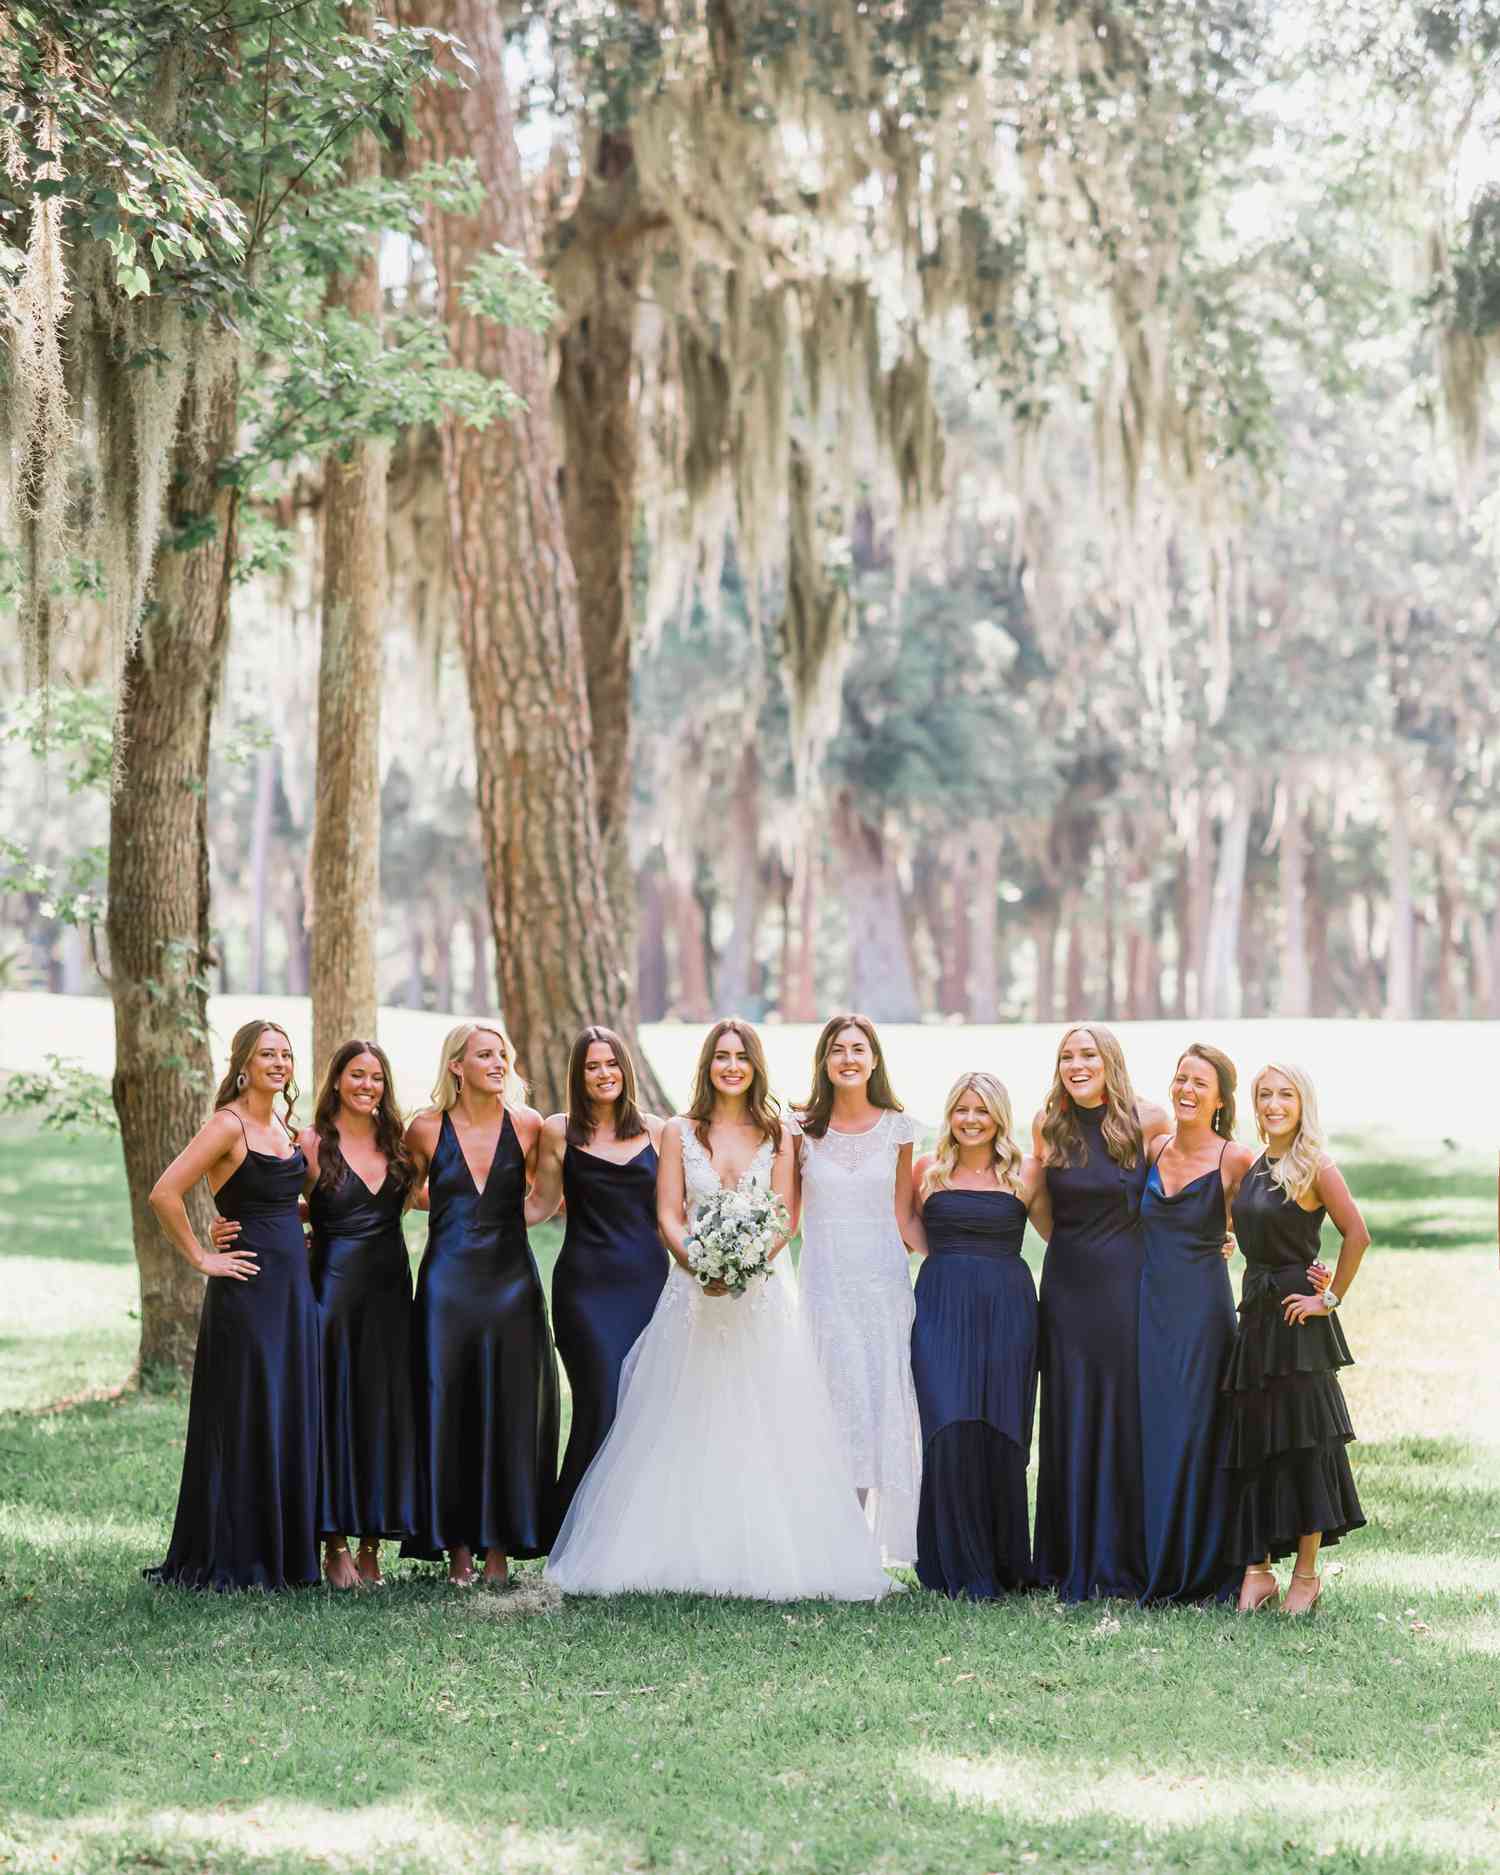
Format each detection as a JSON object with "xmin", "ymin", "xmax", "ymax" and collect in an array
[{"xmin": 546, "ymin": 1018, "xmax": 892, "ymax": 1602}]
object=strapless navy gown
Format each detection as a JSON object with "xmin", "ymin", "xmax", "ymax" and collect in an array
[
  {"xmin": 551, "ymin": 1140, "xmax": 667, "ymax": 1519},
  {"xmin": 1223, "ymin": 1155, "xmax": 1364, "ymax": 1564},
  {"xmin": 146, "ymin": 1137, "xmax": 320, "ymax": 1591},
  {"xmin": 403, "ymin": 1110, "xmax": 560, "ymax": 1561},
  {"xmin": 309, "ymin": 1165, "xmax": 416, "ymax": 1541},
  {"xmin": 1139, "ymin": 1146, "xmax": 1237, "ymax": 1604},
  {"xmin": 911, "ymin": 1188, "xmax": 1038, "ymax": 1598},
  {"xmin": 1034, "ymin": 1102, "xmax": 1147, "ymax": 1601}
]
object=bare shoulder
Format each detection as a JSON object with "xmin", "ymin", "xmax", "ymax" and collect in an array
[
  {"xmin": 405, "ymin": 1107, "xmax": 442, "ymax": 1150},
  {"xmin": 510, "ymin": 1103, "xmax": 544, "ymax": 1150},
  {"xmin": 541, "ymin": 1112, "xmax": 568, "ymax": 1142},
  {"xmin": 643, "ymin": 1113, "xmax": 667, "ymax": 1147},
  {"xmin": 1017, "ymin": 1152, "xmax": 1042, "ymax": 1199},
  {"xmin": 1137, "ymin": 1098, "xmax": 1171, "ymax": 1140},
  {"xmin": 1224, "ymin": 1141, "xmax": 1257, "ymax": 1177}
]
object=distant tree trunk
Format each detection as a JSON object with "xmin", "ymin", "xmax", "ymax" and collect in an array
[
  {"xmin": 968, "ymin": 824, "xmax": 1001, "ymax": 1022},
  {"xmin": 310, "ymin": 15, "xmax": 385, "ymax": 1074},
  {"xmin": 248, "ymin": 745, "xmax": 275, "ymax": 993},
  {"xmin": 1384, "ymin": 758, "xmax": 1415, "ymax": 1020},
  {"xmin": 933, "ymin": 837, "xmax": 972, "ymax": 1017},
  {"xmin": 1062, "ymin": 893, "xmax": 1087, "ymax": 1015},
  {"xmin": 282, "ymin": 882, "xmax": 310, "ymax": 995},
  {"xmin": 667, "ymin": 860, "xmax": 712, "ymax": 1021},
  {"xmin": 785, "ymin": 838, "xmax": 820, "ymax": 1022},
  {"xmin": 714, "ymin": 744, "xmax": 762, "ymax": 1012},
  {"xmin": 1307, "ymin": 829, "xmax": 1335, "ymax": 1016},
  {"xmin": 407, "ymin": 0, "xmax": 660, "ymax": 1112},
  {"xmin": 467, "ymin": 905, "xmax": 489, "ymax": 1009},
  {"xmin": 1488, "ymin": 894, "xmax": 1500, "ymax": 1019},
  {"xmin": 1434, "ymin": 859, "xmax": 1460, "ymax": 1019},
  {"xmin": 1278, "ymin": 779, "xmax": 1311, "ymax": 1018},
  {"xmin": 108, "ymin": 358, "xmax": 239, "ymax": 1380},
  {"xmin": 432, "ymin": 901, "xmax": 455, "ymax": 1015},
  {"xmin": 637, "ymin": 862, "xmax": 668, "ymax": 1022},
  {"xmin": 1033, "ymin": 896, "xmax": 1059, "ymax": 1024},
  {"xmin": 1186, "ymin": 788, "xmax": 1215, "ymax": 1017},
  {"xmin": 1203, "ymin": 777, "xmax": 1251, "ymax": 1018},
  {"xmin": 832, "ymin": 794, "xmax": 920, "ymax": 1022},
  {"xmin": 1171, "ymin": 854, "xmax": 1190, "ymax": 1017}
]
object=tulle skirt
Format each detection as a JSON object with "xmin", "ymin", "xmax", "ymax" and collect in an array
[{"xmin": 546, "ymin": 1261, "xmax": 892, "ymax": 1602}]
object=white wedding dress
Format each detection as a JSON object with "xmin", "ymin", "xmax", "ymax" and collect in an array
[
  {"xmin": 546, "ymin": 1121, "xmax": 891, "ymax": 1601},
  {"xmin": 796, "ymin": 1110, "xmax": 922, "ymax": 1563}
]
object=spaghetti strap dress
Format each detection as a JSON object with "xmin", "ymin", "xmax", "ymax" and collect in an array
[
  {"xmin": 146, "ymin": 1124, "xmax": 320, "ymax": 1591},
  {"xmin": 551, "ymin": 1140, "xmax": 668, "ymax": 1520},
  {"xmin": 911, "ymin": 1187, "xmax": 1038, "ymax": 1598},
  {"xmin": 1223, "ymin": 1155, "xmax": 1364, "ymax": 1564},
  {"xmin": 402, "ymin": 1109, "xmax": 560, "ymax": 1561},
  {"xmin": 308, "ymin": 1164, "xmax": 416, "ymax": 1542},
  {"xmin": 1034, "ymin": 1103, "xmax": 1148, "ymax": 1602},
  {"xmin": 1138, "ymin": 1143, "xmax": 1237, "ymax": 1605}
]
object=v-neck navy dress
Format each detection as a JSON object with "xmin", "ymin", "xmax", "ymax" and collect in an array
[
  {"xmin": 146, "ymin": 1129, "xmax": 320, "ymax": 1591},
  {"xmin": 402, "ymin": 1110, "xmax": 560, "ymax": 1561},
  {"xmin": 309, "ymin": 1162, "xmax": 416, "ymax": 1542},
  {"xmin": 551, "ymin": 1139, "xmax": 667, "ymax": 1520},
  {"xmin": 1138, "ymin": 1145, "xmax": 1237, "ymax": 1605}
]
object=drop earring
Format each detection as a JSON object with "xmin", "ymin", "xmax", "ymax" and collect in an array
[{"xmin": 236, "ymin": 1071, "xmax": 247, "ymax": 1091}]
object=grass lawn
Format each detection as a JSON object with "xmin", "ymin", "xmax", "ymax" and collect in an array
[{"xmin": 1, "ymin": 1114, "xmax": 1498, "ymax": 1875}]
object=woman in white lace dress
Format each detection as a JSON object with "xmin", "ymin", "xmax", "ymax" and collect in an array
[
  {"xmin": 546, "ymin": 1018, "xmax": 891, "ymax": 1602},
  {"xmin": 794, "ymin": 1014, "xmax": 927, "ymax": 1563}
]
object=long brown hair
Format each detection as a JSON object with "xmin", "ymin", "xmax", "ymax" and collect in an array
[
  {"xmin": 566, "ymin": 1026, "xmax": 647, "ymax": 1147},
  {"xmin": 1179, "ymin": 1041, "xmax": 1238, "ymax": 1140},
  {"xmin": 686, "ymin": 1017, "xmax": 782, "ymax": 1153},
  {"xmin": 796, "ymin": 1012, "xmax": 903, "ymax": 1140},
  {"xmin": 313, "ymin": 1039, "xmax": 415, "ymax": 1194},
  {"xmin": 1038, "ymin": 1021, "xmax": 1141, "ymax": 1170},
  {"xmin": 213, "ymin": 1020, "xmax": 298, "ymax": 1133}
]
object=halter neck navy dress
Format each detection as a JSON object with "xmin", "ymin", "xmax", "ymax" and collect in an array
[
  {"xmin": 308, "ymin": 1162, "xmax": 416, "ymax": 1542},
  {"xmin": 403, "ymin": 1109, "xmax": 560, "ymax": 1562},
  {"xmin": 911, "ymin": 1187, "xmax": 1038, "ymax": 1598},
  {"xmin": 551, "ymin": 1139, "xmax": 667, "ymax": 1520},
  {"xmin": 146, "ymin": 1127, "xmax": 320, "ymax": 1591},
  {"xmin": 1138, "ymin": 1143, "xmax": 1237, "ymax": 1604},
  {"xmin": 1035, "ymin": 1102, "xmax": 1147, "ymax": 1602},
  {"xmin": 1223, "ymin": 1155, "xmax": 1364, "ymax": 1564}
]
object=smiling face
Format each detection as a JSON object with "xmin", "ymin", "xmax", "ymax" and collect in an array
[
  {"xmin": 582, "ymin": 1040, "xmax": 623, "ymax": 1109},
  {"xmin": 1254, "ymin": 1071, "xmax": 1301, "ymax": 1143},
  {"xmin": 826, "ymin": 1024, "xmax": 875, "ymax": 1095},
  {"xmin": 246, "ymin": 1027, "xmax": 294, "ymax": 1096},
  {"xmin": 455, "ymin": 1028, "xmax": 509, "ymax": 1098},
  {"xmin": 1170, "ymin": 1052, "xmax": 1222, "ymax": 1128},
  {"xmin": 1057, "ymin": 1029, "xmax": 1107, "ymax": 1108},
  {"xmin": 336, "ymin": 1050, "xmax": 385, "ymax": 1117},
  {"xmin": 949, "ymin": 1089, "xmax": 999, "ymax": 1152},
  {"xmin": 709, "ymin": 1029, "xmax": 753, "ymax": 1099}
]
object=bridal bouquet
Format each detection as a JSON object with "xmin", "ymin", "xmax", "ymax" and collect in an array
[{"xmin": 684, "ymin": 1186, "xmax": 789, "ymax": 1296}]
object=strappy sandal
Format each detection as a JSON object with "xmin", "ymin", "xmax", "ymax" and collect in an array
[
  {"xmin": 355, "ymin": 1542, "xmax": 385, "ymax": 1588},
  {"xmin": 323, "ymin": 1543, "xmax": 361, "ymax": 1591},
  {"xmin": 1238, "ymin": 1565, "xmax": 1280, "ymax": 1613},
  {"xmin": 1284, "ymin": 1569, "xmax": 1322, "ymax": 1616}
]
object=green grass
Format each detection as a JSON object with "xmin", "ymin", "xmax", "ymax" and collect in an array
[{"xmin": 1, "ymin": 1119, "xmax": 1498, "ymax": 1874}]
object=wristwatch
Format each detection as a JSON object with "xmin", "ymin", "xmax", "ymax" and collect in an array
[{"xmin": 1323, "ymin": 1288, "xmax": 1341, "ymax": 1310}]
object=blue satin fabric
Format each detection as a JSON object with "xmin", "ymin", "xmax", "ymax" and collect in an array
[
  {"xmin": 402, "ymin": 1110, "xmax": 560, "ymax": 1561},
  {"xmin": 1034, "ymin": 1103, "xmax": 1148, "ymax": 1601},
  {"xmin": 147, "ymin": 1142, "xmax": 320, "ymax": 1591},
  {"xmin": 308, "ymin": 1166, "xmax": 416, "ymax": 1540},
  {"xmin": 551, "ymin": 1141, "xmax": 667, "ymax": 1520},
  {"xmin": 911, "ymin": 1188, "xmax": 1038, "ymax": 1598},
  {"xmin": 1138, "ymin": 1152, "xmax": 1238, "ymax": 1604}
]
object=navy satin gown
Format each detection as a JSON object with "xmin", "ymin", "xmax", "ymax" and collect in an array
[
  {"xmin": 403, "ymin": 1110, "xmax": 560, "ymax": 1562},
  {"xmin": 309, "ymin": 1164, "xmax": 416, "ymax": 1541},
  {"xmin": 551, "ymin": 1139, "xmax": 667, "ymax": 1519},
  {"xmin": 1138, "ymin": 1145, "xmax": 1238, "ymax": 1604},
  {"xmin": 911, "ymin": 1187, "xmax": 1038, "ymax": 1599},
  {"xmin": 147, "ymin": 1134, "xmax": 320, "ymax": 1591},
  {"xmin": 1034, "ymin": 1102, "xmax": 1148, "ymax": 1602}
]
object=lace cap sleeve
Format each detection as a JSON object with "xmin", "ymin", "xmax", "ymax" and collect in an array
[{"xmin": 892, "ymin": 1111, "xmax": 918, "ymax": 1149}]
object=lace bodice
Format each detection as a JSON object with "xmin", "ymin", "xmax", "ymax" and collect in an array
[
  {"xmin": 796, "ymin": 1109, "xmax": 917, "ymax": 1222},
  {"xmin": 679, "ymin": 1121, "xmax": 775, "ymax": 1222}
]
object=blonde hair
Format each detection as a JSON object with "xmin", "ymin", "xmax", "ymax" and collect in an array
[
  {"xmin": 432, "ymin": 1021, "xmax": 527, "ymax": 1111},
  {"xmin": 1251, "ymin": 1061, "xmax": 1327, "ymax": 1205},
  {"xmin": 923, "ymin": 1072, "xmax": 1024, "ymax": 1197},
  {"xmin": 1039, "ymin": 1022, "xmax": 1142, "ymax": 1170}
]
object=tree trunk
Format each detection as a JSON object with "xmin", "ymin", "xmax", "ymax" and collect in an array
[
  {"xmin": 1278, "ymin": 778, "xmax": 1311, "ymax": 1018},
  {"xmin": 714, "ymin": 744, "xmax": 762, "ymax": 1012},
  {"xmin": 407, "ymin": 0, "xmax": 659, "ymax": 1112},
  {"xmin": 1186, "ymin": 787, "xmax": 1215, "ymax": 1018},
  {"xmin": 108, "ymin": 358, "xmax": 239, "ymax": 1380},
  {"xmin": 1062, "ymin": 895, "xmax": 1087, "ymax": 1016},
  {"xmin": 467, "ymin": 904, "xmax": 489, "ymax": 1009},
  {"xmin": 832, "ymin": 794, "xmax": 920, "ymax": 1022},
  {"xmin": 637, "ymin": 861, "xmax": 668, "ymax": 1023},
  {"xmin": 310, "ymin": 15, "xmax": 386, "ymax": 1074},
  {"xmin": 1202, "ymin": 777, "xmax": 1252, "ymax": 1019},
  {"xmin": 1488, "ymin": 892, "xmax": 1500, "ymax": 1019},
  {"xmin": 1033, "ymin": 897, "xmax": 1059, "ymax": 1024},
  {"xmin": 248, "ymin": 745, "xmax": 274, "ymax": 993},
  {"xmin": 968, "ymin": 824, "xmax": 1001, "ymax": 1023},
  {"xmin": 1384, "ymin": 758, "xmax": 1415, "ymax": 1020},
  {"xmin": 785, "ymin": 837, "xmax": 820, "ymax": 1022},
  {"xmin": 667, "ymin": 862, "xmax": 712, "ymax": 1021}
]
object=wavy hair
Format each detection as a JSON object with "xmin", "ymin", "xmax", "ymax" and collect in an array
[
  {"xmin": 566, "ymin": 1025, "xmax": 647, "ymax": 1147},
  {"xmin": 431, "ymin": 1020, "xmax": 527, "ymax": 1112},
  {"xmin": 796, "ymin": 1013, "xmax": 903, "ymax": 1139},
  {"xmin": 313, "ymin": 1038, "xmax": 414, "ymax": 1195},
  {"xmin": 213, "ymin": 1019, "xmax": 298, "ymax": 1132},
  {"xmin": 1251, "ymin": 1060, "xmax": 1326, "ymax": 1204},
  {"xmin": 922, "ymin": 1072, "xmax": 1024, "ymax": 1198},
  {"xmin": 686, "ymin": 1017, "xmax": 782, "ymax": 1154},
  {"xmin": 1039, "ymin": 1022, "xmax": 1141, "ymax": 1170},
  {"xmin": 1178, "ymin": 1041, "xmax": 1238, "ymax": 1140}
]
